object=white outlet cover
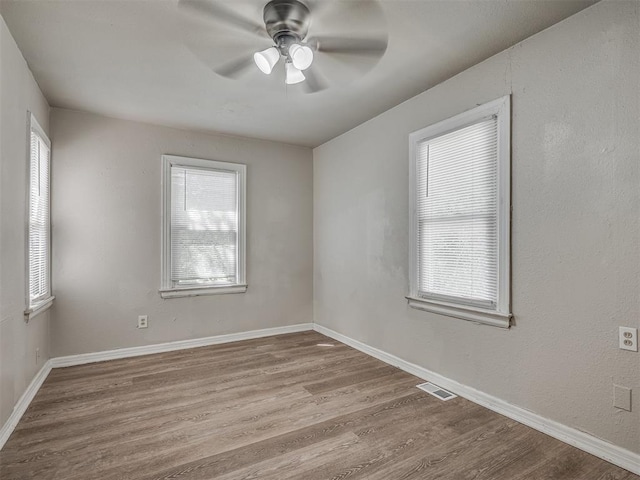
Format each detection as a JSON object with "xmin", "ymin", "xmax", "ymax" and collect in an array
[
  {"xmin": 138, "ymin": 315, "xmax": 148, "ymax": 329},
  {"xmin": 619, "ymin": 327, "xmax": 638, "ymax": 352}
]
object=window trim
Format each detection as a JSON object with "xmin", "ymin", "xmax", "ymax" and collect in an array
[
  {"xmin": 24, "ymin": 112, "xmax": 54, "ymax": 322},
  {"xmin": 160, "ymin": 155, "xmax": 247, "ymax": 299},
  {"xmin": 408, "ymin": 96, "xmax": 512, "ymax": 328},
  {"xmin": 24, "ymin": 296, "xmax": 56, "ymax": 322}
]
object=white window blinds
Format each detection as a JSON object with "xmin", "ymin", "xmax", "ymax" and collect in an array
[
  {"xmin": 409, "ymin": 97, "xmax": 511, "ymax": 326},
  {"xmin": 170, "ymin": 166, "xmax": 239, "ymax": 286},
  {"xmin": 416, "ymin": 117, "xmax": 498, "ymax": 308},
  {"xmin": 28, "ymin": 116, "xmax": 52, "ymax": 307}
]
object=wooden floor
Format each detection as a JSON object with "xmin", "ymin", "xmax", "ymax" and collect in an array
[{"xmin": 0, "ymin": 332, "xmax": 636, "ymax": 480}]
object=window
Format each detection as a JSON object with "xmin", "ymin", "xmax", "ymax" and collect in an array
[
  {"xmin": 160, "ymin": 155, "xmax": 246, "ymax": 298},
  {"xmin": 408, "ymin": 96, "xmax": 511, "ymax": 328},
  {"xmin": 25, "ymin": 113, "xmax": 54, "ymax": 320}
]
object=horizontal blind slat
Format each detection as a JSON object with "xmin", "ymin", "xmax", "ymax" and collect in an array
[
  {"xmin": 28, "ymin": 128, "xmax": 51, "ymax": 303},
  {"xmin": 416, "ymin": 117, "xmax": 498, "ymax": 305},
  {"xmin": 170, "ymin": 166, "xmax": 239, "ymax": 286}
]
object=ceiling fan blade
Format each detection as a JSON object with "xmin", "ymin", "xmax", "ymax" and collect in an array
[
  {"xmin": 178, "ymin": 0, "xmax": 267, "ymax": 38},
  {"xmin": 307, "ymin": 35, "xmax": 387, "ymax": 57},
  {"xmin": 303, "ymin": 65, "xmax": 329, "ymax": 93},
  {"xmin": 214, "ymin": 54, "xmax": 257, "ymax": 79},
  {"xmin": 304, "ymin": 0, "xmax": 334, "ymax": 18}
]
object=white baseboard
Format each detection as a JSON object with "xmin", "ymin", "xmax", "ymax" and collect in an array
[
  {"xmin": 50, "ymin": 323, "xmax": 314, "ymax": 368},
  {"xmin": 0, "ymin": 360, "xmax": 53, "ymax": 451},
  {"xmin": 0, "ymin": 323, "xmax": 313, "ymax": 451},
  {"xmin": 3, "ymin": 322, "xmax": 638, "ymax": 476},
  {"xmin": 313, "ymin": 323, "xmax": 640, "ymax": 476}
]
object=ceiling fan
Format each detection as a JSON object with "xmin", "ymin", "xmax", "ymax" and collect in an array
[{"xmin": 178, "ymin": 0, "xmax": 388, "ymax": 93}]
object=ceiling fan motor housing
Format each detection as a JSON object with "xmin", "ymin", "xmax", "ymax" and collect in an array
[{"xmin": 263, "ymin": 0, "xmax": 310, "ymax": 54}]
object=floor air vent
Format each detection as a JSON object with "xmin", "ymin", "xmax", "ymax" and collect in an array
[{"xmin": 416, "ymin": 382, "xmax": 457, "ymax": 401}]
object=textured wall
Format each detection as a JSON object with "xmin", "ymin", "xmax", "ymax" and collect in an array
[
  {"xmin": 314, "ymin": 0, "xmax": 640, "ymax": 453},
  {"xmin": 50, "ymin": 109, "xmax": 313, "ymax": 356},
  {"xmin": 0, "ymin": 16, "xmax": 51, "ymax": 428}
]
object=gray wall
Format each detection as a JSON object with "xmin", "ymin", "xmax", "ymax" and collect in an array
[
  {"xmin": 50, "ymin": 108, "xmax": 313, "ymax": 356},
  {"xmin": 0, "ymin": 16, "xmax": 51, "ymax": 427},
  {"xmin": 313, "ymin": 0, "xmax": 640, "ymax": 454}
]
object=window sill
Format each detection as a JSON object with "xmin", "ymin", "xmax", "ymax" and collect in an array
[
  {"xmin": 24, "ymin": 296, "xmax": 55, "ymax": 322},
  {"xmin": 159, "ymin": 285, "xmax": 247, "ymax": 299},
  {"xmin": 406, "ymin": 296, "xmax": 511, "ymax": 328}
]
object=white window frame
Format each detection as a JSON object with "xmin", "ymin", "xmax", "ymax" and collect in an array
[
  {"xmin": 407, "ymin": 96, "xmax": 512, "ymax": 328},
  {"xmin": 160, "ymin": 155, "xmax": 246, "ymax": 299},
  {"xmin": 24, "ymin": 112, "xmax": 55, "ymax": 321}
]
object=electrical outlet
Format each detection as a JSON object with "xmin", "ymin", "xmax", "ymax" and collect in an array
[
  {"xmin": 619, "ymin": 327, "xmax": 638, "ymax": 352},
  {"xmin": 35, "ymin": 348, "xmax": 40, "ymax": 365},
  {"xmin": 137, "ymin": 315, "xmax": 148, "ymax": 329}
]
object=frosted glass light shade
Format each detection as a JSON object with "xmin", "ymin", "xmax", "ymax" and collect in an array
[
  {"xmin": 285, "ymin": 62, "xmax": 306, "ymax": 84},
  {"xmin": 254, "ymin": 47, "xmax": 280, "ymax": 74},
  {"xmin": 289, "ymin": 44, "xmax": 314, "ymax": 70}
]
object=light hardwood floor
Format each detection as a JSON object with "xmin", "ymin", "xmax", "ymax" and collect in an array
[{"xmin": 0, "ymin": 331, "xmax": 637, "ymax": 479}]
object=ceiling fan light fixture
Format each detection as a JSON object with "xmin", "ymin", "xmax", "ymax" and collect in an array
[
  {"xmin": 254, "ymin": 46, "xmax": 280, "ymax": 74},
  {"xmin": 285, "ymin": 62, "xmax": 306, "ymax": 84},
  {"xmin": 289, "ymin": 44, "xmax": 314, "ymax": 70}
]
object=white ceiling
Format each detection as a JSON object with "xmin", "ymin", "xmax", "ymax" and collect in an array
[{"xmin": 1, "ymin": 0, "xmax": 596, "ymax": 147}]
